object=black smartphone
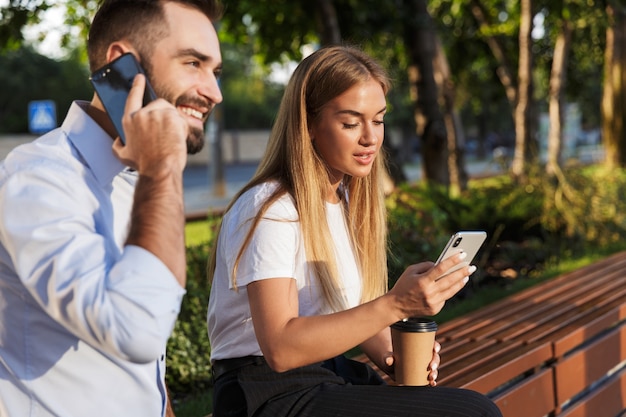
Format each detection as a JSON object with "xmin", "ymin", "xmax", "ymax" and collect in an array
[
  {"xmin": 90, "ymin": 52, "xmax": 157, "ymax": 144},
  {"xmin": 435, "ymin": 231, "xmax": 487, "ymax": 279}
]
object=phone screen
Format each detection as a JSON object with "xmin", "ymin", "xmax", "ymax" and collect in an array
[{"xmin": 90, "ymin": 53, "xmax": 157, "ymax": 144}]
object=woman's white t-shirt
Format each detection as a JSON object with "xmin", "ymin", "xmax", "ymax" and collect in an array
[{"xmin": 207, "ymin": 182, "xmax": 362, "ymax": 361}]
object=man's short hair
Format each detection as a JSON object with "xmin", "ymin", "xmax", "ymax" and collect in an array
[{"xmin": 87, "ymin": 0, "xmax": 222, "ymax": 72}]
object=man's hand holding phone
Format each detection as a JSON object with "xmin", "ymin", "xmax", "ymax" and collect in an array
[{"xmin": 112, "ymin": 73, "xmax": 188, "ymax": 176}]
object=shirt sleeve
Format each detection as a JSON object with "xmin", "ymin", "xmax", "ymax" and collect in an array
[
  {"xmin": 226, "ymin": 195, "xmax": 301, "ymax": 288},
  {"xmin": 0, "ymin": 158, "xmax": 185, "ymax": 364}
]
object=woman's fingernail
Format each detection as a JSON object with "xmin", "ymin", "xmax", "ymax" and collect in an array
[
  {"xmin": 463, "ymin": 276, "xmax": 470, "ymax": 284},
  {"xmin": 468, "ymin": 265, "xmax": 477, "ymax": 274},
  {"xmin": 458, "ymin": 251, "xmax": 467, "ymax": 260}
]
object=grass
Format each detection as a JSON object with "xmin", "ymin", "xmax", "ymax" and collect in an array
[{"xmin": 185, "ymin": 219, "xmax": 217, "ymax": 247}]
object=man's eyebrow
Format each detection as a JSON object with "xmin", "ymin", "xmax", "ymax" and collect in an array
[{"xmin": 175, "ymin": 48, "xmax": 218, "ymax": 64}]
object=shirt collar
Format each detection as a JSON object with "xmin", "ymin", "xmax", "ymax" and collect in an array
[{"xmin": 62, "ymin": 101, "xmax": 129, "ymax": 187}]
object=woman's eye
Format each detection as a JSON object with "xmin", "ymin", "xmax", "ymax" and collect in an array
[{"xmin": 343, "ymin": 123, "xmax": 359, "ymax": 129}]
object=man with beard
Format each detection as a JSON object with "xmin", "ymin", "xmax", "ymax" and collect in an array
[{"xmin": 0, "ymin": 1, "xmax": 223, "ymax": 416}]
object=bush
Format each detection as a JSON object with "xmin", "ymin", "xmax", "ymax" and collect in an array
[
  {"xmin": 167, "ymin": 215, "xmax": 222, "ymax": 399},
  {"xmin": 166, "ymin": 243, "xmax": 213, "ymax": 396}
]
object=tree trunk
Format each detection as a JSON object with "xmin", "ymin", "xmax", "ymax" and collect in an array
[
  {"xmin": 602, "ymin": 3, "xmax": 626, "ymax": 168},
  {"xmin": 511, "ymin": 0, "xmax": 534, "ymax": 179},
  {"xmin": 434, "ymin": 37, "xmax": 468, "ymax": 193},
  {"xmin": 546, "ymin": 19, "xmax": 572, "ymax": 177},
  {"xmin": 315, "ymin": 0, "xmax": 341, "ymax": 45},
  {"xmin": 403, "ymin": 0, "xmax": 449, "ymax": 185}
]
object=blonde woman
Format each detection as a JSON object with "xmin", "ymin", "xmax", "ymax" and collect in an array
[{"xmin": 207, "ymin": 45, "xmax": 502, "ymax": 417}]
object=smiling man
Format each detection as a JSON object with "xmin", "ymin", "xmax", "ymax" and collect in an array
[{"xmin": 0, "ymin": 1, "xmax": 222, "ymax": 416}]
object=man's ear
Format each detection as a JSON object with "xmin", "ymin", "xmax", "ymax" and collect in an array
[{"xmin": 105, "ymin": 42, "xmax": 134, "ymax": 63}]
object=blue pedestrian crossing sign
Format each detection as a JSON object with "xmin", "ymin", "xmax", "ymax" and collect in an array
[{"xmin": 28, "ymin": 100, "xmax": 57, "ymax": 134}]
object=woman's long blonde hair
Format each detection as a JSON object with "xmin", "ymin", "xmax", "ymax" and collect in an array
[{"xmin": 208, "ymin": 45, "xmax": 391, "ymax": 311}]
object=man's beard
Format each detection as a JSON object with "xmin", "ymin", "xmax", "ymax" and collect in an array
[
  {"xmin": 149, "ymin": 78, "xmax": 210, "ymax": 155},
  {"xmin": 169, "ymin": 92, "xmax": 211, "ymax": 155},
  {"xmin": 187, "ymin": 124, "xmax": 206, "ymax": 155},
  {"xmin": 140, "ymin": 56, "xmax": 213, "ymax": 155}
]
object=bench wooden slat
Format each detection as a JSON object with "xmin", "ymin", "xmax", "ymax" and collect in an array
[
  {"xmin": 491, "ymin": 278, "xmax": 626, "ymax": 343},
  {"xmin": 467, "ymin": 269, "xmax": 624, "ymax": 342},
  {"xmin": 439, "ymin": 340, "xmax": 521, "ymax": 384},
  {"xmin": 551, "ymin": 304, "xmax": 626, "ymax": 357},
  {"xmin": 558, "ymin": 364, "xmax": 626, "ymax": 417},
  {"xmin": 492, "ymin": 368, "xmax": 555, "ymax": 417},
  {"xmin": 438, "ymin": 338, "xmax": 499, "ymax": 367},
  {"xmin": 437, "ymin": 252, "xmax": 626, "ymax": 341},
  {"xmin": 523, "ymin": 292, "xmax": 626, "ymax": 346},
  {"xmin": 439, "ymin": 341, "xmax": 552, "ymax": 394},
  {"xmin": 554, "ymin": 322, "xmax": 626, "ymax": 405}
]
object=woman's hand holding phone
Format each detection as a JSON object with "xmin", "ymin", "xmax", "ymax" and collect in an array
[
  {"xmin": 387, "ymin": 252, "xmax": 476, "ymax": 320},
  {"xmin": 386, "ymin": 231, "xmax": 486, "ymax": 320},
  {"xmin": 435, "ymin": 231, "xmax": 486, "ymax": 279}
]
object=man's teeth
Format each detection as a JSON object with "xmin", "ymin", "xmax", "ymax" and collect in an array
[{"xmin": 180, "ymin": 107, "xmax": 203, "ymax": 119}]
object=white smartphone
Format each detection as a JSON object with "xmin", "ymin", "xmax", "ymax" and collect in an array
[{"xmin": 435, "ymin": 231, "xmax": 487, "ymax": 279}]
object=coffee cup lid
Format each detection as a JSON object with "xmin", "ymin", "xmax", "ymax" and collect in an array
[{"xmin": 391, "ymin": 317, "xmax": 438, "ymax": 332}]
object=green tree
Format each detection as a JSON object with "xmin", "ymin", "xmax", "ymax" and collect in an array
[
  {"xmin": 0, "ymin": 0, "xmax": 93, "ymax": 55},
  {"xmin": 3, "ymin": 0, "xmax": 622, "ymax": 176},
  {"xmin": 0, "ymin": 47, "xmax": 91, "ymax": 133},
  {"xmin": 218, "ymin": 41, "xmax": 284, "ymax": 130},
  {"xmin": 545, "ymin": 8, "xmax": 572, "ymax": 178},
  {"xmin": 541, "ymin": 0, "xmax": 606, "ymax": 177}
]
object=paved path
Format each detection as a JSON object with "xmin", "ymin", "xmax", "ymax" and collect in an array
[{"xmin": 0, "ymin": 133, "xmax": 264, "ymax": 216}]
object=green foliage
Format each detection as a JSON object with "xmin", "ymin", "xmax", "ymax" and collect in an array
[
  {"xmin": 166, "ymin": 243, "xmax": 213, "ymax": 396},
  {"xmin": 167, "ymin": 215, "xmax": 223, "ymax": 397},
  {"xmin": 185, "ymin": 214, "xmax": 222, "ymax": 247},
  {"xmin": 0, "ymin": 0, "xmax": 94, "ymax": 55},
  {"xmin": 539, "ymin": 165, "xmax": 626, "ymax": 247},
  {"xmin": 220, "ymin": 0, "xmax": 319, "ymax": 64},
  {"xmin": 384, "ymin": 175, "xmax": 545, "ymax": 284},
  {"xmin": 172, "ymin": 389, "xmax": 213, "ymax": 417},
  {"xmin": 218, "ymin": 41, "xmax": 285, "ymax": 130},
  {"xmin": 0, "ymin": 47, "xmax": 91, "ymax": 133},
  {"xmin": 384, "ymin": 166, "xmax": 626, "ymax": 287}
]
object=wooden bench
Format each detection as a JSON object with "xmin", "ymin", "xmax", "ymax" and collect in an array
[{"xmin": 356, "ymin": 251, "xmax": 626, "ymax": 417}]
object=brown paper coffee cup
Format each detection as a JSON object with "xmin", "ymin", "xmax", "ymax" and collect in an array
[{"xmin": 391, "ymin": 317, "xmax": 438, "ymax": 386}]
